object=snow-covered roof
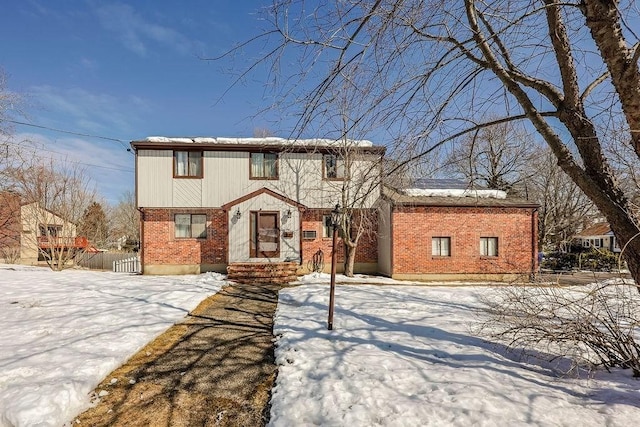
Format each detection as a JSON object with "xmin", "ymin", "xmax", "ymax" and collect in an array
[
  {"xmin": 403, "ymin": 188, "xmax": 507, "ymax": 199},
  {"xmin": 401, "ymin": 178, "xmax": 506, "ymax": 199},
  {"xmin": 142, "ymin": 136, "xmax": 374, "ymax": 147}
]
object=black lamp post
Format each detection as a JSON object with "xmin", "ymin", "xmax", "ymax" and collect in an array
[{"xmin": 328, "ymin": 203, "xmax": 341, "ymax": 330}]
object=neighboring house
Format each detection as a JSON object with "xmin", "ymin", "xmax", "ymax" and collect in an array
[
  {"xmin": 131, "ymin": 137, "xmax": 383, "ymax": 277},
  {"xmin": 0, "ymin": 191, "xmax": 88, "ymax": 264},
  {"xmin": 574, "ymin": 222, "xmax": 620, "ymax": 253},
  {"xmin": 131, "ymin": 138, "xmax": 539, "ymax": 281},
  {"xmin": 377, "ymin": 180, "xmax": 539, "ymax": 281}
]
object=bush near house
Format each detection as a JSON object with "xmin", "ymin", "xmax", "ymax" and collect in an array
[{"xmin": 542, "ymin": 249, "xmax": 620, "ymax": 272}]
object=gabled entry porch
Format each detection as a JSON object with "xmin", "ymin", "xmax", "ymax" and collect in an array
[{"xmin": 221, "ymin": 188, "xmax": 306, "ymax": 283}]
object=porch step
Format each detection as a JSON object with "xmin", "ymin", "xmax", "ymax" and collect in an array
[{"xmin": 227, "ymin": 262, "xmax": 299, "ymax": 285}]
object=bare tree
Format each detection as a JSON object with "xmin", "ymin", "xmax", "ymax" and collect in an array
[
  {"xmin": 528, "ymin": 146, "xmax": 596, "ymax": 251},
  {"xmin": 6, "ymin": 158, "xmax": 95, "ymax": 270},
  {"xmin": 109, "ymin": 190, "xmax": 140, "ymax": 250},
  {"xmin": 445, "ymin": 121, "xmax": 538, "ymax": 195},
  {"xmin": 226, "ymin": 0, "xmax": 640, "ymax": 287}
]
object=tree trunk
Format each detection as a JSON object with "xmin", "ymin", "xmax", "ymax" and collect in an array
[{"xmin": 344, "ymin": 242, "xmax": 357, "ymax": 277}]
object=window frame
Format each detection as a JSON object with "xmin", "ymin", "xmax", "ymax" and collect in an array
[
  {"xmin": 431, "ymin": 236, "xmax": 451, "ymax": 257},
  {"xmin": 323, "ymin": 154, "xmax": 346, "ymax": 180},
  {"xmin": 249, "ymin": 152, "xmax": 279, "ymax": 180},
  {"xmin": 479, "ymin": 237, "xmax": 499, "ymax": 257},
  {"xmin": 174, "ymin": 213, "xmax": 207, "ymax": 239},
  {"xmin": 173, "ymin": 150, "xmax": 203, "ymax": 178},
  {"xmin": 322, "ymin": 214, "xmax": 333, "ymax": 238}
]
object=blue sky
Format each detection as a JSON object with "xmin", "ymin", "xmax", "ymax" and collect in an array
[{"xmin": 1, "ymin": 1, "xmax": 285, "ymax": 203}]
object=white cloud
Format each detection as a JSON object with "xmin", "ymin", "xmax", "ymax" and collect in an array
[
  {"xmin": 95, "ymin": 2, "xmax": 194, "ymax": 56},
  {"xmin": 27, "ymin": 85, "xmax": 150, "ymax": 135}
]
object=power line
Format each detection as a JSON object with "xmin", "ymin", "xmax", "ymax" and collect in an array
[
  {"xmin": 2, "ymin": 140, "xmax": 134, "ymax": 173},
  {"xmin": 6, "ymin": 119, "xmax": 133, "ymax": 152}
]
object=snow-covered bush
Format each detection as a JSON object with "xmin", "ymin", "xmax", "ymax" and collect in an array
[{"xmin": 480, "ymin": 281, "xmax": 640, "ymax": 376}]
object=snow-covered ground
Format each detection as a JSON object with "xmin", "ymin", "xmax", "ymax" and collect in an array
[
  {"xmin": 0, "ymin": 264, "xmax": 226, "ymax": 427},
  {"xmin": 270, "ymin": 273, "xmax": 640, "ymax": 426},
  {"xmin": 1, "ymin": 266, "xmax": 638, "ymax": 426}
]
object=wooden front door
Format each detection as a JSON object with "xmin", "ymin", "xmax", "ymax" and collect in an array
[{"xmin": 250, "ymin": 211, "xmax": 280, "ymax": 258}]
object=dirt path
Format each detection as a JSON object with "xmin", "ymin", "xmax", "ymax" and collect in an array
[{"xmin": 74, "ymin": 283, "xmax": 282, "ymax": 427}]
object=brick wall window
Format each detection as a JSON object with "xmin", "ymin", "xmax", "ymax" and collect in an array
[
  {"xmin": 480, "ymin": 237, "xmax": 498, "ymax": 256},
  {"xmin": 432, "ymin": 237, "xmax": 451, "ymax": 257},
  {"xmin": 174, "ymin": 151, "xmax": 202, "ymax": 178},
  {"xmin": 250, "ymin": 152, "xmax": 278, "ymax": 179},
  {"xmin": 175, "ymin": 214, "xmax": 207, "ymax": 238},
  {"xmin": 323, "ymin": 154, "xmax": 345, "ymax": 179},
  {"xmin": 322, "ymin": 214, "xmax": 332, "ymax": 238}
]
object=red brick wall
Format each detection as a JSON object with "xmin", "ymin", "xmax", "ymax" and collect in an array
[
  {"xmin": 0, "ymin": 192, "xmax": 22, "ymax": 254},
  {"xmin": 141, "ymin": 208, "xmax": 227, "ymax": 266},
  {"xmin": 392, "ymin": 206, "xmax": 536, "ymax": 275},
  {"xmin": 301, "ymin": 209, "xmax": 378, "ymax": 267}
]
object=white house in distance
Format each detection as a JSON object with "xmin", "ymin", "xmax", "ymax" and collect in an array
[{"xmin": 575, "ymin": 222, "xmax": 621, "ymax": 253}]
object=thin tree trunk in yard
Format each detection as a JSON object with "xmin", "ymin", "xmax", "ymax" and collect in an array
[{"xmin": 344, "ymin": 242, "xmax": 357, "ymax": 277}]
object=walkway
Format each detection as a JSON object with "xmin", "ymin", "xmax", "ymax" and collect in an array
[{"xmin": 74, "ymin": 283, "xmax": 282, "ymax": 427}]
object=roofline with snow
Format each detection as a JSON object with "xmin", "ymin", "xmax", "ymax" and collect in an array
[{"xmin": 130, "ymin": 137, "xmax": 386, "ymax": 155}]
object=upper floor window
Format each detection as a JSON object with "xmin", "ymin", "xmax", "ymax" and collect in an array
[
  {"xmin": 250, "ymin": 152, "xmax": 278, "ymax": 179},
  {"xmin": 480, "ymin": 237, "xmax": 498, "ymax": 257},
  {"xmin": 175, "ymin": 214, "xmax": 207, "ymax": 239},
  {"xmin": 323, "ymin": 154, "xmax": 345, "ymax": 179},
  {"xmin": 174, "ymin": 151, "xmax": 202, "ymax": 178},
  {"xmin": 432, "ymin": 237, "xmax": 451, "ymax": 257}
]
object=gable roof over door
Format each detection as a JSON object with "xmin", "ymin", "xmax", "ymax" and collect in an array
[{"xmin": 220, "ymin": 187, "xmax": 307, "ymax": 211}]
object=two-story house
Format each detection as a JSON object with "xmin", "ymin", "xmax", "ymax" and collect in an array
[
  {"xmin": 0, "ymin": 191, "xmax": 88, "ymax": 265},
  {"xmin": 131, "ymin": 137, "xmax": 384, "ymax": 278}
]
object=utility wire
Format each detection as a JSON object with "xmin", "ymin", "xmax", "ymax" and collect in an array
[
  {"xmin": 6, "ymin": 119, "xmax": 132, "ymax": 152},
  {"xmin": 2, "ymin": 140, "xmax": 134, "ymax": 173}
]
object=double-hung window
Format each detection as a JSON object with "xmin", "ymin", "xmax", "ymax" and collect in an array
[
  {"xmin": 175, "ymin": 214, "xmax": 207, "ymax": 239},
  {"xmin": 323, "ymin": 154, "xmax": 345, "ymax": 179},
  {"xmin": 480, "ymin": 237, "xmax": 498, "ymax": 257},
  {"xmin": 174, "ymin": 151, "xmax": 202, "ymax": 178},
  {"xmin": 250, "ymin": 152, "xmax": 278, "ymax": 179},
  {"xmin": 432, "ymin": 237, "xmax": 451, "ymax": 257}
]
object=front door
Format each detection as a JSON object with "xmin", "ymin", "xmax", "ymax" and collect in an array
[{"xmin": 250, "ymin": 211, "xmax": 280, "ymax": 258}]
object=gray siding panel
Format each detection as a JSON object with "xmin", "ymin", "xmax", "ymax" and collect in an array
[
  {"xmin": 138, "ymin": 150, "xmax": 172, "ymax": 207},
  {"xmin": 137, "ymin": 149, "xmax": 381, "ymax": 209}
]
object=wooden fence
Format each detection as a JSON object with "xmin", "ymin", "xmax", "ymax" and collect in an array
[{"xmin": 76, "ymin": 251, "xmax": 140, "ymax": 272}]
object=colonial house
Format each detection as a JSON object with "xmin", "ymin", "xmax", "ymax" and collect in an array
[
  {"xmin": 378, "ymin": 180, "xmax": 539, "ymax": 281},
  {"xmin": 132, "ymin": 137, "xmax": 539, "ymax": 282},
  {"xmin": 574, "ymin": 222, "xmax": 620, "ymax": 253},
  {"xmin": 131, "ymin": 137, "xmax": 383, "ymax": 279},
  {"xmin": 0, "ymin": 191, "xmax": 88, "ymax": 264}
]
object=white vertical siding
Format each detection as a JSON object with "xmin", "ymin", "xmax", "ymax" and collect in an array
[
  {"xmin": 227, "ymin": 193, "xmax": 300, "ymax": 263},
  {"xmin": 377, "ymin": 199, "xmax": 392, "ymax": 276},
  {"xmin": 137, "ymin": 150, "xmax": 173, "ymax": 207},
  {"xmin": 137, "ymin": 149, "xmax": 381, "ymax": 209}
]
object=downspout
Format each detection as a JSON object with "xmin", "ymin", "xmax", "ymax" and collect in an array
[
  {"xmin": 298, "ymin": 208, "xmax": 304, "ymax": 267},
  {"xmin": 531, "ymin": 207, "xmax": 539, "ymax": 279},
  {"xmin": 138, "ymin": 207, "xmax": 145, "ymax": 275}
]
